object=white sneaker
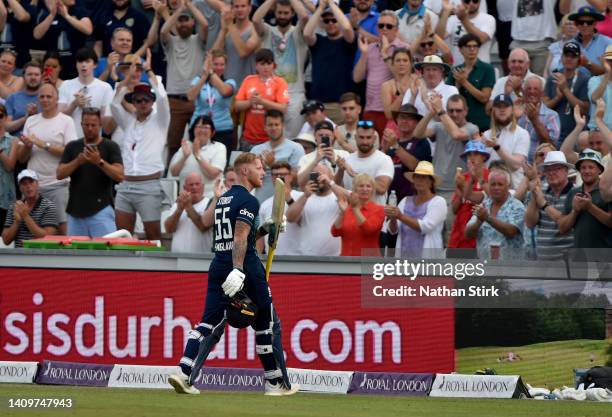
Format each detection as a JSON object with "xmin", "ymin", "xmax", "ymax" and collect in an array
[
  {"xmin": 168, "ymin": 372, "xmax": 200, "ymax": 395},
  {"xmin": 264, "ymin": 380, "xmax": 300, "ymax": 396}
]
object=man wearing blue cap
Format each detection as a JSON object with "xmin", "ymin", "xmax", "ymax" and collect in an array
[
  {"xmin": 570, "ymin": 6, "xmax": 612, "ymax": 76},
  {"xmin": 483, "ymin": 93, "xmax": 530, "ymax": 189},
  {"xmin": 543, "ymin": 41, "xmax": 590, "ymax": 140}
]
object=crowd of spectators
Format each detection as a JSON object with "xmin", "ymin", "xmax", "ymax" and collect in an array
[{"xmin": 0, "ymin": 0, "xmax": 610, "ymax": 261}]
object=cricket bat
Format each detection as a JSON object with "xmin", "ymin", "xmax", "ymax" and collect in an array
[{"xmin": 265, "ymin": 178, "xmax": 286, "ymax": 281}]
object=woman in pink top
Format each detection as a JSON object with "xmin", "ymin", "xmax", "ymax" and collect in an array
[{"xmin": 597, "ymin": 0, "xmax": 612, "ymax": 38}]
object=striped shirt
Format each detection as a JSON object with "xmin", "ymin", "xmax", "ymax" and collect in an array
[
  {"xmin": 527, "ymin": 182, "xmax": 574, "ymax": 260},
  {"xmin": 3, "ymin": 197, "xmax": 58, "ymax": 248}
]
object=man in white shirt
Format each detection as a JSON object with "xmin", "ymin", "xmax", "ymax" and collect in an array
[
  {"xmin": 164, "ymin": 172, "xmax": 213, "ymax": 253},
  {"xmin": 490, "ymin": 48, "xmax": 545, "ymax": 106},
  {"xmin": 286, "ymin": 164, "xmax": 341, "ymax": 256},
  {"xmin": 395, "ymin": 0, "xmax": 439, "ymax": 44},
  {"xmin": 335, "ymin": 121, "xmax": 394, "ymax": 204},
  {"xmin": 257, "ymin": 161, "xmax": 302, "ymax": 256},
  {"xmin": 510, "ymin": 0, "xmax": 559, "ymax": 76},
  {"xmin": 402, "ymin": 55, "xmax": 459, "ymax": 116},
  {"xmin": 297, "ymin": 120, "xmax": 350, "ymax": 186},
  {"xmin": 59, "ymin": 48, "xmax": 114, "ymax": 137},
  {"xmin": 436, "ymin": 0, "xmax": 496, "ymax": 65},
  {"xmin": 111, "ymin": 63, "xmax": 170, "ymax": 240},
  {"xmin": 482, "ymin": 94, "xmax": 530, "ymax": 188},
  {"xmin": 18, "ymin": 83, "xmax": 78, "ymax": 235}
]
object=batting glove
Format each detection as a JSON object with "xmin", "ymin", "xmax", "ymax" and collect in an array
[
  {"xmin": 261, "ymin": 215, "xmax": 287, "ymax": 234},
  {"xmin": 222, "ymin": 268, "xmax": 245, "ymax": 297}
]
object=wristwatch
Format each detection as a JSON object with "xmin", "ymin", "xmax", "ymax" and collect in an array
[
  {"xmin": 493, "ymin": 144, "xmax": 500, "ymax": 151},
  {"xmin": 98, "ymin": 159, "xmax": 105, "ymax": 168},
  {"xmin": 437, "ymin": 110, "xmax": 447, "ymax": 117},
  {"xmin": 44, "ymin": 142, "xmax": 51, "ymax": 151}
]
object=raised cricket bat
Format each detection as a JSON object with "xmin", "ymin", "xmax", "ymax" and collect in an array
[{"xmin": 265, "ymin": 178, "xmax": 286, "ymax": 281}]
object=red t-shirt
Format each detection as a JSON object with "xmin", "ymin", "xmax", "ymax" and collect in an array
[
  {"xmin": 597, "ymin": 14, "xmax": 612, "ymax": 38},
  {"xmin": 235, "ymin": 75, "xmax": 289, "ymax": 144},
  {"xmin": 331, "ymin": 201, "xmax": 385, "ymax": 256},
  {"xmin": 448, "ymin": 169, "xmax": 489, "ymax": 249}
]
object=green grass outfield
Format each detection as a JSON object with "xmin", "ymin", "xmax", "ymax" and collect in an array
[
  {"xmin": 1, "ymin": 384, "xmax": 612, "ymax": 417},
  {"xmin": 457, "ymin": 339, "xmax": 611, "ymax": 388}
]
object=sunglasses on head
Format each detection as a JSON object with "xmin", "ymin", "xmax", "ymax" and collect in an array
[
  {"xmin": 377, "ymin": 23, "xmax": 395, "ymax": 30},
  {"xmin": 357, "ymin": 120, "xmax": 374, "ymax": 128},
  {"xmin": 420, "ymin": 41, "xmax": 434, "ymax": 48},
  {"xmin": 323, "ymin": 18, "xmax": 337, "ymax": 24},
  {"xmin": 576, "ymin": 19, "xmax": 595, "ymax": 26}
]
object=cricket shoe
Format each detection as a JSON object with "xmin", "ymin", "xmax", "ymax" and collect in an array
[
  {"xmin": 264, "ymin": 380, "xmax": 300, "ymax": 396},
  {"xmin": 168, "ymin": 371, "xmax": 200, "ymax": 395}
]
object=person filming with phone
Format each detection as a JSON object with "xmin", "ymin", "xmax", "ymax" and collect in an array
[{"xmin": 57, "ymin": 107, "xmax": 124, "ymax": 237}]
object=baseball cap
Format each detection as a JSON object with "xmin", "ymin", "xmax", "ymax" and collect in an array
[
  {"xmin": 300, "ymin": 100, "xmax": 325, "ymax": 115},
  {"xmin": 18, "ymin": 169, "xmax": 39, "ymax": 183},
  {"xmin": 563, "ymin": 41, "xmax": 581, "ymax": 57},
  {"xmin": 125, "ymin": 83, "xmax": 156, "ymax": 103},
  {"xmin": 493, "ymin": 94, "xmax": 513, "ymax": 107},
  {"xmin": 314, "ymin": 120, "xmax": 334, "ymax": 132}
]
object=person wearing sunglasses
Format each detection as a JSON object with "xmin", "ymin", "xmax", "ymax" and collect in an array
[
  {"xmin": 410, "ymin": 15, "xmax": 452, "ymax": 65},
  {"xmin": 558, "ymin": 149, "xmax": 611, "ymax": 250},
  {"xmin": 569, "ymin": 6, "xmax": 611, "ymax": 76},
  {"xmin": 304, "ymin": 0, "xmax": 356, "ymax": 125},
  {"xmin": 437, "ymin": 0, "xmax": 496, "ymax": 66},
  {"xmin": 111, "ymin": 59, "xmax": 169, "ymax": 240},
  {"xmin": 354, "ymin": 11, "xmax": 408, "ymax": 136}
]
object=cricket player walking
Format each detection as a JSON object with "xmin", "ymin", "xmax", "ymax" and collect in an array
[{"xmin": 168, "ymin": 153, "xmax": 297, "ymax": 396}]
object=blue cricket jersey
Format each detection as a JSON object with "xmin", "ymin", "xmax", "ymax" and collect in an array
[{"xmin": 212, "ymin": 185, "xmax": 260, "ymax": 264}]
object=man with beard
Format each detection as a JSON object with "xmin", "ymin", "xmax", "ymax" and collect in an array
[
  {"xmin": 335, "ymin": 121, "xmax": 394, "ymax": 204},
  {"xmin": 5, "ymin": 62, "xmax": 41, "ymax": 136},
  {"xmin": 348, "ymin": 0, "xmax": 380, "ymax": 43},
  {"xmin": 93, "ymin": 0, "xmax": 150, "ymax": 58},
  {"xmin": 168, "ymin": 152, "xmax": 298, "ymax": 396},
  {"xmin": 160, "ymin": 3, "xmax": 208, "ymax": 166},
  {"xmin": 482, "ymin": 94, "xmax": 530, "ymax": 189},
  {"xmin": 253, "ymin": 0, "xmax": 310, "ymax": 138},
  {"xmin": 304, "ymin": 0, "xmax": 356, "ymax": 124},
  {"xmin": 559, "ymin": 149, "xmax": 611, "ymax": 249}
]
